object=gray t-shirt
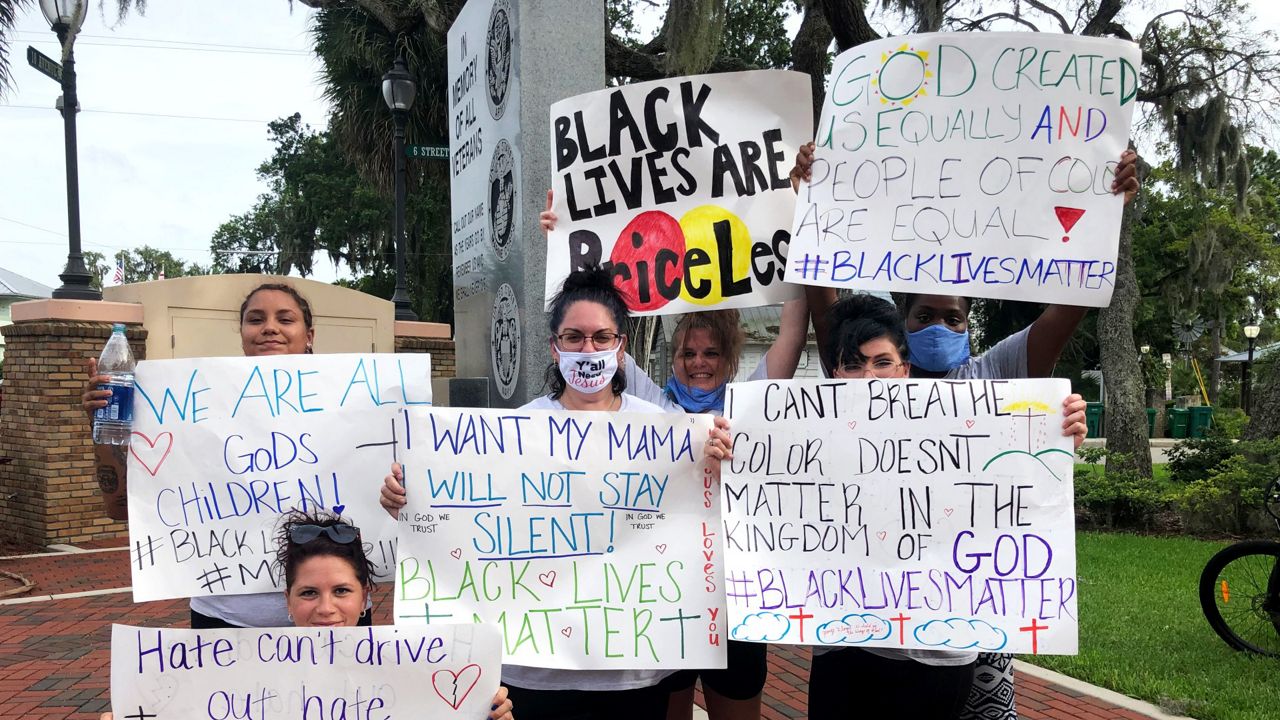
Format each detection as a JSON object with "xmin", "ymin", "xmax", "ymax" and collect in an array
[
  {"xmin": 946, "ymin": 326, "xmax": 1030, "ymax": 380},
  {"xmin": 502, "ymin": 393, "xmax": 683, "ymax": 691}
]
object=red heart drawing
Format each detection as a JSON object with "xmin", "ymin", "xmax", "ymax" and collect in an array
[
  {"xmin": 965, "ymin": 419, "xmax": 976, "ymax": 429},
  {"xmin": 847, "ymin": 421, "xmax": 857, "ymax": 430},
  {"xmin": 538, "ymin": 571, "xmax": 557, "ymax": 588},
  {"xmin": 561, "ymin": 627, "xmax": 573, "ymax": 638},
  {"xmin": 432, "ymin": 664, "xmax": 482, "ymax": 710},
  {"xmin": 450, "ymin": 548, "xmax": 462, "ymax": 559},
  {"xmin": 943, "ymin": 507, "xmax": 954, "ymax": 517},
  {"xmin": 129, "ymin": 431, "xmax": 174, "ymax": 477},
  {"xmin": 876, "ymin": 531, "xmax": 887, "ymax": 541},
  {"xmin": 655, "ymin": 544, "xmax": 667, "ymax": 554}
]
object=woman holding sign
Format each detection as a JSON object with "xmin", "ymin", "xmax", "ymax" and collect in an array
[
  {"xmin": 792, "ymin": 144, "xmax": 1134, "ymax": 720},
  {"xmin": 81, "ymin": 283, "xmax": 367, "ymax": 631},
  {"xmin": 100, "ymin": 510, "xmax": 516, "ymax": 720},
  {"xmin": 541, "ymin": 191, "xmax": 801, "ymax": 720},
  {"xmin": 381, "ymin": 266, "xmax": 733, "ymax": 720}
]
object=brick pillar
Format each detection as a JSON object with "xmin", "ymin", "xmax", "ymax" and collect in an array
[
  {"xmin": 393, "ymin": 321, "xmax": 455, "ymax": 378},
  {"xmin": 0, "ymin": 302, "xmax": 145, "ymax": 547}
]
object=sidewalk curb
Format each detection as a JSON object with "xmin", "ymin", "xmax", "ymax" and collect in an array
[
  {"xmin": 0, "ymin": 586, "xmax": 131, "ymax": 606},
  {"xmin": 1014, "ymin": 660, "xmax": 1195, "ymax": 720}
]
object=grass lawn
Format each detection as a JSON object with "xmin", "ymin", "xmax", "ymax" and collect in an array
[{"xmin": 1023, "ymin": 532, "xmax": 1280, "ymax": 720}]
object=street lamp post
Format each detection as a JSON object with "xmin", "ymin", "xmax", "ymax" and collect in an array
[
  {"xmin": 382, "ymin": 57, "xmax": 418, "ymax": 321},
  {"xmin": 1243, "ymin": 321, "xmax": 1261, "ymax": 415},
  {"xmin": 41, "ymin": 0, "xmax": 99, "ymax": 300}
]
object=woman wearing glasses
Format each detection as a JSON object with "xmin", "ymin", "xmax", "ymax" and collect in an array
[
  {"xmin": 101, "ymin": 511, "xmax": 516, "ymax": 720},
  {"xmin": 804, "ymin": 293, "xmax": 978, "ymax": 719},
  {"xmin": 381, "ymin": 266, "xmax": 732, "ymax": 720}
]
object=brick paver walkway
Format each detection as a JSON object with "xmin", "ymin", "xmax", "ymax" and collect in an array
[{"xmin": 1, "ymin": 540, "xmax": 1165, "ymax": 720}]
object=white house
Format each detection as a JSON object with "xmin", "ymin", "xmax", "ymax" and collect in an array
[{"xmin": 0, "ymin": 267, "xmax": 54, "ymax": 364}]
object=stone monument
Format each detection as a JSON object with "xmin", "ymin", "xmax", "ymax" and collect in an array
[{"xmin": 448, "ymin": 0, "xmax": 604, "ymax": 406}]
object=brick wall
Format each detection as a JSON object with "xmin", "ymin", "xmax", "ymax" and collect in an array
[
  {"xmin": 395, "ymin": 336, "xmax": 456, "ymax": 378},
  {"xmin": 0, "ymin": 321, "xmax": 146, "ymax": 546}
]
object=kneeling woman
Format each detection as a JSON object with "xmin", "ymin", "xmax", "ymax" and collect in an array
[{"xmin": 103, "ymin": 512, "xmax": 515, "ymax": 720}]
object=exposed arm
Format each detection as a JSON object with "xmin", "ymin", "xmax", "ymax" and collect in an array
[
  {"xmin": 83, "ymin": 358, "xmax": 128, "ymax": 521},
  {"xmin": 1025, "ymin": 305, "xmax": 1088, "ymax": 377},
  {"xmin": 764, "ymin": 296, "xmax": 810, "ymax": 379},
  {"xmin": 1024, "ymin": 150, "xmax": 1138, "ymax": 378},
  {"xmin": 805, "ymin": 285, "xmax": 838, "ymax": 376}
]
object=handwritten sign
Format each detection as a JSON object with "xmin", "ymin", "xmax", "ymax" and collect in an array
[
  {"xmin": 126, "ymin": 354, "xmax": 431, "ymax": 602},
  {"xmin": 723, "ymin": 378, "xmax": 1077, "ymax": 654},
  {"xmin": 788, "ymin": 32, "xmax": 1141, "ymax": 306},
  {"xmin": 110, "ymin": 623, "xmax": 501, "ymax": 719},
  {"xmin": 546, "ymin": 70, "xmax": 812, "ymax": 315},
  {"xmin": 393, "ymin": 407, "xmax": 727, "ymax": 670}
]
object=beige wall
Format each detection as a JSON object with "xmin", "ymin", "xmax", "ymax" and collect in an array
[{"xmin": 104, "ymin": 275, "xmax": 398, "ymax": 359}]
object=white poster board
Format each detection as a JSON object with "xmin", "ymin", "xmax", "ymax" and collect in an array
[
  {"xmin": 723, "ymin": 378, "xmax": 1078, "ymax": 655},
  {"xmin": 126, "ymin": 354, "xmax": 431, "ymax": 601},
  {"xmin": 789, "ymin": 32, "xmax": 1141, "ymax": 306},
  {"xmin": 546, "ymin": 70, "xmax": 812, "ymax": 315},
  {"xmin": 110, "ymin": 623, "xmax": 501, "ymax": 719},
  {"xmin": 393, "ymin": 407, "xmax": 728, "ymax": 670}
]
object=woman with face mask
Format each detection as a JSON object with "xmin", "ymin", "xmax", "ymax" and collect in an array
[{"xmin": 380, "ymin": 266, "xmax": 732, "ymax": 720}]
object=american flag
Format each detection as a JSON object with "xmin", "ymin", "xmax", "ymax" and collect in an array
[{"xmin": 111, "ymin": 260, "xmax": 124, "ymax": 285}]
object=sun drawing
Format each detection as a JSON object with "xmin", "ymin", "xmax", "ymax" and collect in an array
[{"xmin": 874, "ymin": 44, "xmax": 933, "ymax": 107}]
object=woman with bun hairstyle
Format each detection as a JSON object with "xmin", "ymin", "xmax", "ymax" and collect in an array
[{"xmin": 381, "ymin": 266, "xmax": 732, "ymax": 720}]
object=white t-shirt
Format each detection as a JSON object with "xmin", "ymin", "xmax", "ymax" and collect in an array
[
  {"xmin": 190, "ymin": 593, "xmax": 291, "ymax": 628},
  {"xmin": 502, "ymin": 392, "xmax": 683, "ymax": 692}
]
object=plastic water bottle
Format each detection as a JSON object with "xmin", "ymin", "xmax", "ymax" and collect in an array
[{"xmin": 92, "ymin": 324, "xmax": 136, "ymax": 445}]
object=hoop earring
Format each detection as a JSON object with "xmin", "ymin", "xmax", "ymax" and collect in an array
[
  {"xmin": 287, "ymin": 613, "xmax": 294, "ymax": 624},
  {"xmin": 305, "ymin": 343, "xmax": 314, "ymax": 354}
]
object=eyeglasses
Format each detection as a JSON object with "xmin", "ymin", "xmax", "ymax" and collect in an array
[
  {"xmin": 555, "ymin": 331, "xmax": 623, "ymax": 351},
  {"xmin": 838, "ymin": 359, "xmax": 904, "ymax": 378},
  {"xmin": 289, "ymin": 523, "xmax": 360, "ymax": 545}
]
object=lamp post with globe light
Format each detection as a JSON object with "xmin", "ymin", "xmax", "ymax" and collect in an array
[
  {"xmin": 40, "ymin": 0, "xmax": 99, "ymax": 300},
  {"xmin": 1243, "ymin": 321, "xmax": 1261, "ymax": 415},
  {"xmin": 382, "ymin": 57, "xmax": 418, "ymax": 321}
]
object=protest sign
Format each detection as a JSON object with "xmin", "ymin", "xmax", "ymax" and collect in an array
[
  {"xmin": 110, "ymin": 623, "xmax": 501, "ymax": 719},
  {"xmin": 722, "ymin": 378, "xmax": 1077, "ymax": 654},
  {"xmin": 126, "ymin": 354, "xmax": 431, "ymax": 602},
  {"xmin": 393, "ymin": 407, "xmax": 727, "ymax": 670},
  {"xmin": 546, "ymin": 70, "xmax": 812, "ymax": 315},
  {"xmin": 788, "ymin": 32, "xmax": 1141, "ymax": 306}
]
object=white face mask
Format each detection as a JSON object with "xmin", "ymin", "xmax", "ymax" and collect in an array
[{"xmin": 558, "ymin": 348, "xmax": 618, "ymax": 394}]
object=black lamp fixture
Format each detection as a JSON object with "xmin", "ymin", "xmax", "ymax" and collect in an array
[
  {"xmin": 382, "ymin": 56, "xmax": 418, "ymax": 321},
  {"xmin": 1243, "ymin": 319, "xmax": 1261, "ymax": 415},
  {"xmin": 40, "ymin": 0, "xmax": 99, "ymax": 300}
]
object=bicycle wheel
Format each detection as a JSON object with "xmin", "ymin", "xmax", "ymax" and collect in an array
[{"xmin": 1199, "ymin": 540, "xmax": 1280, "ymax": 656}]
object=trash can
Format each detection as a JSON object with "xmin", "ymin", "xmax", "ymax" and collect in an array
[
  {"xmin": 1189, "ymin": 406, "xmax": 1214, "ymax": 438},
  {"xmin": 1085, "ymin": 403, "xmax": 1105, "ymax": 438},
  {"xmin": 1146, "ymin": 407, "xmax": 1157, "ymax": 437},
  {"xmin": 1167, "ymin": 408, "xmax": 1190, "ymax": 438}
]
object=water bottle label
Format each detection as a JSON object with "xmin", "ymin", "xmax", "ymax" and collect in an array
[{"xmin": 94, "ymin": 383, "xmax": 135, "ymax": 423}]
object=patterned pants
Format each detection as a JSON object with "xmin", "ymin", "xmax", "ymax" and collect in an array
[{"xmin": 960, "ymin": 653, "xmax": 1016, "ymax": 720}]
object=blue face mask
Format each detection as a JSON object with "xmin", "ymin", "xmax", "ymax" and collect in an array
[
  {"xmin": 663, "ymin": 376, "xmax": 726, "ymax": 413},
  {"xmin": 907, "ymin": 324, "xmax": 971, "ymax": 372}
]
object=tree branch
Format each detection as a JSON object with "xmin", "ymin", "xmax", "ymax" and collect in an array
[
  {"xmin": 1081, "ymin": 0, "xmax": 1123, "ymax": 37},
  {"xmin": 605, "ymin": 33, "xmax": 756, "ymax": 82},
  {"xmin": 820, "ymin": 0, "xmax": 880, "ymax": 52},
  {"xmin": 954, "ymin": 12, "xmax": 1041, "ymax": 32},
  {"xmin": 1023, "ymin": 0, "xmax": 1071, "ymax": 34}
]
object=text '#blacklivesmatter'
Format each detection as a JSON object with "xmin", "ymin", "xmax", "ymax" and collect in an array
[{"xmin": 554, "ymin": 81, "xmax": 794, "ymax": 311}]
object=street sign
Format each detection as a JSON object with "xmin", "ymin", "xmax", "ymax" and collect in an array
[
  {"xmin": 26, "ymin": 46, "xmax": 62, "ymax": 84},
  {"xmin": 406, "ymin": 144, "xmax": 449, "ymax": 159}
]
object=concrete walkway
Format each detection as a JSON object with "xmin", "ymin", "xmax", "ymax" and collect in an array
[{"xmin": 1, "ymin": 540, "xmax": 1186, "ymax": 720}]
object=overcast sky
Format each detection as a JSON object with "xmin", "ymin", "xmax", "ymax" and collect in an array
[
  {"xmin": 0, "ymin": 0, "xmax": 332, "ymax": 290},
  {"xmin": 2, "ymin": 1, "xmax": 1277, "ymax": 292}
]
